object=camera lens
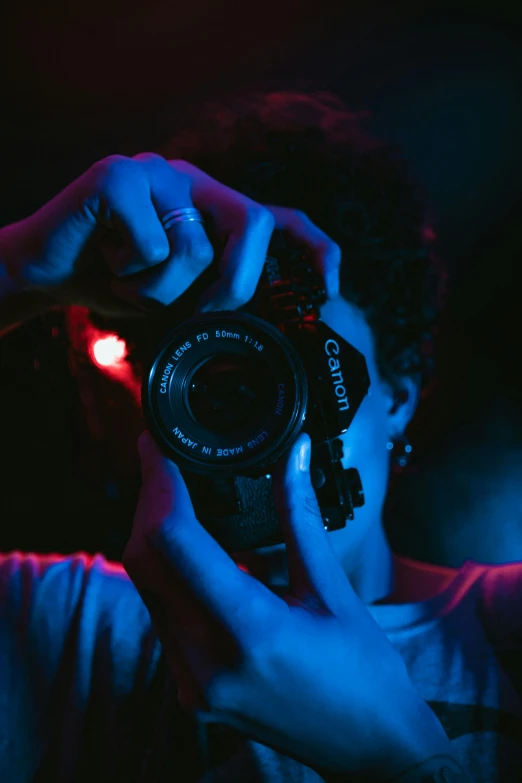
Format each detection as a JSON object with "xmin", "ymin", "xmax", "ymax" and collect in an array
[
  {"xmin": 187, "ymin": 353, "xmax": 270, "ymax": 433},
  {"xmin": 142, "ymin": 311, "xmax": 308, "ymax": 475}
]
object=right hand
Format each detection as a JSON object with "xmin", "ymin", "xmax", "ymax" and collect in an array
[
  {"xmin": 123, "ymin": 431, "xmax": 459, "ymax": 781},
  {"xmin": 3, "ymin": 152, "xmax": 341, "ymax": 316}
]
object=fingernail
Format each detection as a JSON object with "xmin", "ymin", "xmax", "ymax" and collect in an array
[{"xmin": 298, "ymin": 434, "xmax": 311, "ymax": 472}]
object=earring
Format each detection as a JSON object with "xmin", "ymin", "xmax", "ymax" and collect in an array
[{"xmin": 386, "ymin": 435, "xmax": 413, "ymax": 468}]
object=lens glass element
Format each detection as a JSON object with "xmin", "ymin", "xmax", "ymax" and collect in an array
[
  {"xmin": 187, "ymin": 353, "xmax": 270, "ymax": 434},
  {"xmin": 143, "ymin": 312, "xmax": 308, "ymax": 474}
]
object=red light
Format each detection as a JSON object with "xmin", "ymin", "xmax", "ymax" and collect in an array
[
  {"xmin": 423, "ymin": 225, "xmax": 437, "ymax": 242},
  {"xmin": 91, "ymin": 334, "xmax": 127, "ymax": 367}
]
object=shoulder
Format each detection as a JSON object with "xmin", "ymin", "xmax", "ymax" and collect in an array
[
  {"xmin": 474, "ymin": 561, "xmax": 522, "ymax": 648},
  {"xmin": 0, "ymin": 550, "xmax": 140, "ymax": 613},
  {"xmin": 0, "ymin": 551, "xmax": 154, "ymax": 663}
]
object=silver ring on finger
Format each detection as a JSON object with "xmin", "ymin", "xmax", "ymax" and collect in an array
[{"xmin": 160, "ymin": 207, "xmax": 204, "ymax": 230}]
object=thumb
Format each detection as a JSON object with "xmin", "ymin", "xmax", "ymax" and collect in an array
[
  {"xmin": 137, "ymin": 429, "xmax": 163, "ymax": 476},
  {"xmin": 136, "ymin": 431, "xmax": 197, "ymax": 541},
  {"xmin": 272, "ymin": 433, "xmax": 347, "ymax": 608}
]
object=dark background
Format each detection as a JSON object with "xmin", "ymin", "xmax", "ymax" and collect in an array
[{"xmin": 1, "ymin": 1, "xmax": 521, "ymax": 565}]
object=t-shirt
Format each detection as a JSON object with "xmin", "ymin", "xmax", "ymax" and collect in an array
[{"xmin": 0, "ymin": 552, "xmax": 521, "ymax": 782}]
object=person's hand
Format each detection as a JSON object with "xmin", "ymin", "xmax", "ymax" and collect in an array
[
  {"xmin": 122, "ymin": 431, "xmax": 455, "ymax": 780},
  {"xmin": 2, "ymin": 153, "xmax": 340, "ymax": 317}
]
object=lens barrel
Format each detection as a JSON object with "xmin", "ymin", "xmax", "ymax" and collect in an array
[{"xmin": 143, "ymin": 311, "xmax": 308, "ymax": 476}]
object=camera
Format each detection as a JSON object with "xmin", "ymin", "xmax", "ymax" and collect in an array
[{"xmin": 142, "ymin": 233, "xmax": 370, "ymax": 552}]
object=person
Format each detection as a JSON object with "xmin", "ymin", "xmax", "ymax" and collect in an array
[{"xmin": 0, "ymin": 91, "xmax": 520, "ymax": 783}]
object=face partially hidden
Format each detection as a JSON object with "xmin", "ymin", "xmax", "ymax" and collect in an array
[
  {"xmin": 72, "ymin": 293, "xmax": 416, "ymax": 587},
  {"xmin": 233, "ymin": 295, "xmax": 416, "ymax": 590}
]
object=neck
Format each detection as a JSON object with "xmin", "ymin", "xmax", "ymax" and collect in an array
[{"xmin": 337, "ymin": 519, "xmax": 394, "ymax": 605}]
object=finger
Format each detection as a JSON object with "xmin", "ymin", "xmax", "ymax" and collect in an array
[
  {"xmin": 271, "ymin": 432, "xmax": 353, "ymax": 611},
  {"xmin": 110, "ymin": 154, "xmax": 214, "ymax": 307},
  {"xmin": 195, "ymin": 205, "xmax": 274, "ymax": 312},
  {"xmin": 94, "ymin": 155, "xmax": 170, "ymax": 275},
  {"xmin": 266, "ymin": 206, "xmax": 341, "ymax": 298},
  {"xmin": 112, "ymin": 221, "xmax": 213, "ymax": 309},
  {"xmin": 136, "ymin": 431, "xmax": 278, "ymax": 638},
  {"xmin": 165, "ymin": 161, "xmax": 275, "ymax": 313}
]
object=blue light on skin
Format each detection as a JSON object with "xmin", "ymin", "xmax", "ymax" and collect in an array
[{"xmin": 235, "ymin": 295, "xmax": 420, "ymax": 605}]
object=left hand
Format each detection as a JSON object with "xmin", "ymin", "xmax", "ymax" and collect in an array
[{"xmin": 123, "ymin": 431, "xmax": 452, "ymax": 779}]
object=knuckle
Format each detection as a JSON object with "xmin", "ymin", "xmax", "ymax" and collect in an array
[
  {"xmin": 288, "ymin": 209, "xmax": 341, "ymax": 259},
  {"xmin": 241, "ymin": 624, "xmax": 285, "ymax": 679},
  {"xmin": 93, "ymin": 155, "xmax": 138, "ymax": 193},
  {"xmin": 203, "ymin": 675, "xmax": 234, "ymax": 713},
  {"xmin": 94, "ymin": 153, "xmax": 128, "ymax": 170},
  {"xmin": 177, "ymin": 240, "xmax": 213, "ymax": 275},
  {"xmin": 143, "ymin": 239, "xmax": 169, "ymax": 264},
  {"xmin": 222, "ymin": 274, "xmax": 254, "ymax": 308},
  {"xmin": 134, "ymin": 153, "xmax": 193, "ymax": 191},
  {"xmin": 235, "ymin": 605, "xmax": 277, "ymax": 663},
  {"xmin": 323, "ymin": 239, "xmax": 342, "ymax": 265},
  {"xmin": 167, "ymin": 158, "xmax": 198, "ymax": 180},
  {"xmin": 292, "ymin": 208, "xmax": 308, "ymax": 222},
  {"xmin": 241, "ymin": 635, "xmax": 270, "ymax": 671},
  {"xmin": 132, "ymin": 151, "xmax": 164, "ymax": 166},
  {"xmin": 164, "ymin": 159, "xmax": 193, "ymax": 188},
  {"xmin": 246, "ymin": 204, "xmax": 275, "ymax": 234},
  {"xmin": 167, "ymin": 158, "xmax": 188, "ymax": 168},
  {"xmin": 191, "ymin": 239, "xmax": 214, "ymax": 269},
  {"xmin": 96, "ymin": 154, "xmax": 133, "ymax": 177}
]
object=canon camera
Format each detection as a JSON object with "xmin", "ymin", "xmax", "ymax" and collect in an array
[{"xmin": 142, "ymin": 233, "xmax": 371, "ymax": 552}]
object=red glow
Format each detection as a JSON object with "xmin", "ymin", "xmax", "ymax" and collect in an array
[
  {"xmin": 423, "ymin": 224, "xmax": 437, "ymax": 242},
  {"xmin": 91, "ymin": 334, "xmax": 127, "ymax": 367}
]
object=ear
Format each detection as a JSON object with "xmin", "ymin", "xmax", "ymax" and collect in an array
[{"xmin": 385, "ymin": 374, "xmax": 421, "ymax": 439}]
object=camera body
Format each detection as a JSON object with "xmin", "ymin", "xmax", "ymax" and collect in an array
[{"xmin": 142, "ymin": 234, "xmax": 370, "ymax": 552}]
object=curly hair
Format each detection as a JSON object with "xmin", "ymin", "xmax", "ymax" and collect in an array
[{"xmin": 158, "ymin": 91, "xmax": 446, "ymax": 391}]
